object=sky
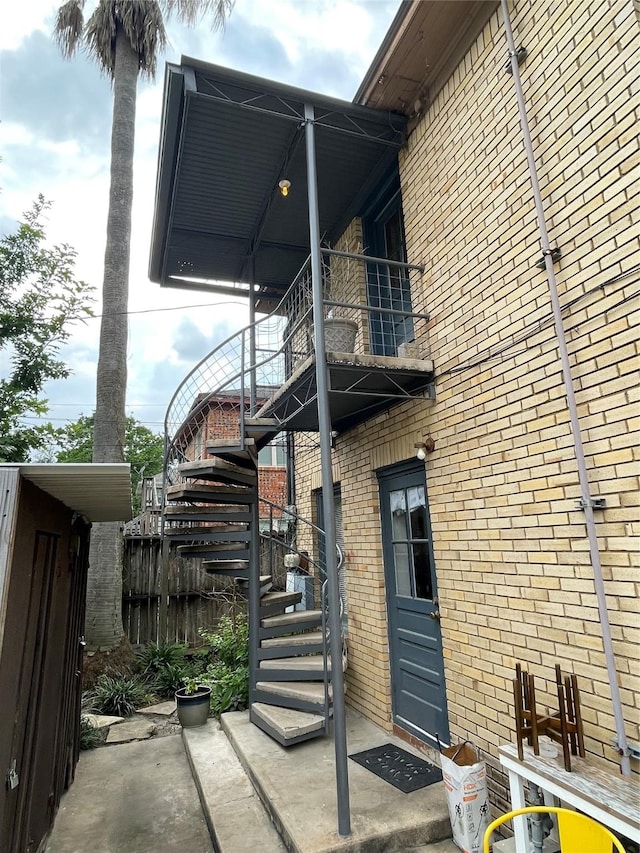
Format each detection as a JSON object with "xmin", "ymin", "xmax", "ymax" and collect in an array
[{"xmin": 0, "ymin": 0, "xmax": 400, "ymax": 443}]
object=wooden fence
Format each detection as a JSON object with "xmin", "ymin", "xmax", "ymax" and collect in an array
[{"xmin": 122, "ymin": 535, "xmax": 290, "ymax": 646}]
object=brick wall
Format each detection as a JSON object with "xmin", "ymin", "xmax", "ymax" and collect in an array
[{"xmin": 294, "ymin": 0, "xmax": 639, "ymax": 778}]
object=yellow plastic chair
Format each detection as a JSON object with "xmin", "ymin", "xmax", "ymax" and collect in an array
[{"xmin": 483, "ymin": 806, "xmax": 626, "ymax": 853}]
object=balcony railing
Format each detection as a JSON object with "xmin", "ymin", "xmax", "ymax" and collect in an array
[{"xmin": 163, "ymin": 249, "xmax": 428, "ymax": 479}]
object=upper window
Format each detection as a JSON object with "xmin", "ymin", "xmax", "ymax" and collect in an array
[
  {"xmin": 258, "ymin": 433, "xmax": 286, "ymax": 467},
  {"xmin": 363, "ymin": 170, "xmax": 413, "ymax": 357}
]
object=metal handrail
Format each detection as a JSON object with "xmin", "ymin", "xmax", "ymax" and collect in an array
[{"xmin": 163, "ymin": 248, "xmax": 429, "ymax": 469}]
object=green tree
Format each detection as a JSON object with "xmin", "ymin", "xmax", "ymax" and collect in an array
[
  {"xmin": 56, "ymin": 414, "xmax": 164, "ymax": 512},
  {"xmin": 0, "ymin": 196, "xmax": 94, "ymax": 462},
  {"xmin": 54, "ymin": 0, "xmax": 232, "ymax": 650}
]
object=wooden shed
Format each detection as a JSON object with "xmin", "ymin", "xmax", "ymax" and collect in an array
[{"xmin": 0, "ymin": 464, "xmax": 131, "ymax": 853}]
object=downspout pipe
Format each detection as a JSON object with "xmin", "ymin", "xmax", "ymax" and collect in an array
[
  {"xmin": 304, "ymin": 102, "xmax": 352, "ymax": 836},
  {"xmin": 501, "ymin": 0, "xmax": 630, "ymax": 776}
]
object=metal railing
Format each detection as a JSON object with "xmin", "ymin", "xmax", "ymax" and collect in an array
[
  {"xmin": 163, "ymin": 248, "xmax": 428, "ymax": 481},
  {"xmin": 259, "ymin": 498, "xmax": 342, "ymax": 734}
]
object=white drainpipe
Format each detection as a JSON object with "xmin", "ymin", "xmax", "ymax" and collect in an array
[{"xmin": 500, "ymin": 0, "xmax": 631, "ymax": 776}]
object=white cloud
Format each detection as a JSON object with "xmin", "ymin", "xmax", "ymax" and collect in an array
[{"xmin": 1, "ymin": 0, "xmax": 400, "ymax": 436}]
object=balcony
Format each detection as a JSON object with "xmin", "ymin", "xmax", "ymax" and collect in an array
[
  {"xmin": 251, "ymin": 249, "xmax": 433, "ymax": 434},
  {"xmin": 164, "ymin": 247, "xmax": 433, "ymax": 472}
]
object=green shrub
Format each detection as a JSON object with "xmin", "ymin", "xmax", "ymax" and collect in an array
[
  {"xmin": 198, "ymin": 614, "xmax": 249, "ymax": 716},
  {"xmin": 86, "ymin": 674, "xmax": 152, "ymax": 717},
  {"xmin": 208, "ymin": 662, "xmax": 249, "ymax": 716},
  {"xmin": 79, "ymin": 715, "xmax": 104, "ymax": 750},
  {"xmin": 136, "ymin": 642, "xmax": 187, "ymax": 675},
  {"xmin": 152, "ymin": 662, "xmax": 190, "ymax": 698},
  {"xmin": 200, "ymin": 614, "xmax": 249, "ymax": 668}
]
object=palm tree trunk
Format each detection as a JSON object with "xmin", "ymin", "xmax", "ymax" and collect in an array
[{"xmin": 87, "ymin": 28, "xmax": 139, "ymax": 650}]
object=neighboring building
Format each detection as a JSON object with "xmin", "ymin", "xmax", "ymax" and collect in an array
[
  {"xmin": 0, "ymin": 464, "xmax": 131, "ymax": 853},
  {"xmin": 179, "ymin": 390, "xmax": 288, "ymax": 531},
  {"xmin": 149, "ymin": 0, "xmax": 639, "ymax": 812}
]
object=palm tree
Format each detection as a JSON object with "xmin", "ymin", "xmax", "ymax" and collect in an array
[{"xmin": 55, "ymin": 0, "xmax": 233, "ymax": 651}]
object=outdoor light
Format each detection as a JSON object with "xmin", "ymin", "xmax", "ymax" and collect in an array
[
  {"xmin": 414, "ymin": 437, "xmax": 436, "ymax": 460},
  {"xmin": 278, "ymin": 179, "xmax": 291, "ymax": 197}
]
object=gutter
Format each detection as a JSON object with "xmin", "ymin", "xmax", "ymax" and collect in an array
[
  {"xmin": 500, "ymin": 0, "xmax": 631, "ymax": 776},
  {"xmin": 354, "ymin": 0, "xmax": 416, "ymax": 105}
]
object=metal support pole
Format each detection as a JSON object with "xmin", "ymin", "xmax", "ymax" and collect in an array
[
  {"xmin": 248, "ymin": 491, "xmax": 259, "ymax": 707},
  {"xmin": 501, "ymin": 0, "xmax": 630, "ymax": 775},
  {"xmin": 304, "ymin": 102, "xmax": 351, "ymax": 836},
  {"xmin": 249, "ymin": 273, "xmax": 257, "ymax": 416}
]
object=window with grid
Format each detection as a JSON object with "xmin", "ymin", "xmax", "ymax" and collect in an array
[{"xmin": 363, "ymin": 172, "xmax": 413, "ymax": 357}]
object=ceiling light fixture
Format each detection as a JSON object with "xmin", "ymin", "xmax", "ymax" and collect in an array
[{"xmin": 278, "ymin": 179, "xmax": 291, "ymax": 198}]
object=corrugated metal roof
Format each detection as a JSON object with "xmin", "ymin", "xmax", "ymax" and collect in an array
[
  {"xmin": 149, "ymin": 60, "xmax": 406, "ymax": 300},
  {"xmin": 2, "ymin": 464, "xmax": 132, "ymax": 522}
]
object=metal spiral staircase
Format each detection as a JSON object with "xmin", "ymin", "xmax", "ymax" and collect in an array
[
  {"xmin": 161, "ymin": 259, "xmax": 343, "ymax": 746},
  {"xmin": 161, "ymin": 249, "xmax": 432, "ymax": 747}
]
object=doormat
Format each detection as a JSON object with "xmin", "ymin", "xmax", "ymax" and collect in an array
[{"xmin": 349, "ymin": 743, "xmax": 443, "ymax": 793}]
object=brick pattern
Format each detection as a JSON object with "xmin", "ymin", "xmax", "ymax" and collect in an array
[
  {"xmin": 184, "ymin": 400, "xmax": 287, "ymax": 520},
  {"xmin": 294, "ymin": 0, "xmax": 640, "ymax": 775}
]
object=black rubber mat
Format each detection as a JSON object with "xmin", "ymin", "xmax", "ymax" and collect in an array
[{"xmin": 349, "ymin": 743, "xmax": 443, "ymax": 793}]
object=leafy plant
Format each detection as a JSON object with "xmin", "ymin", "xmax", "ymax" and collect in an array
[
  {"xmin": 208, "ymin": 662, "xmax": 249, "ymax": 716},
  {"xmin": 152, "ymin": 662, "xmax": 191, "ymax": 698},
  {"xmin": 0, "ymin": 196, "xmax": 94, "ymax": 461},
  {"xmin": 79, "ymin": 715, "xmax": 104, "ymax": 750},
  {"xmin": 198, "ymin": 614, "xmax": 249, "ymax": 716},
  {"xmin": 200, "ymin": 614, "xmax": 249, "ymax": 669},
  {"xmin": 86, "ymin": 674, "xmax": 152, "ymax": 717},
  {"xmin": 180, "ymin": 675, "xmax": 210, "ymax": 695},
  {"xmin": 137, "ymin": 641, "xmax": 187, "ymax": 675}
]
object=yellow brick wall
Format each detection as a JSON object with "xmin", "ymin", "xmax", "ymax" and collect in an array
[{"xmin": 294, "ymin": 0, "xmax": 639, "ymax": 773}]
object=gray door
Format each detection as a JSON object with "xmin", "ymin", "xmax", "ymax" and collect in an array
[{"xmin": 379, "ymin": 462, "xmax": 449, "ymax": 746}]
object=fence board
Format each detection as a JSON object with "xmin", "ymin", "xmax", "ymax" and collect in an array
[{"xmin": 123, "ymin": 536, "xmax": 290, "ymax": 646}]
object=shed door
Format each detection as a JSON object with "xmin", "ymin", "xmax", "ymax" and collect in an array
[{"xmin": 379, "ymin": 462, "xmax": 449, "ymax": 746}]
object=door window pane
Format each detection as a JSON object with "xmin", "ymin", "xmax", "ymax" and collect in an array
[
  {"xmin": 408, "ymin": 486, "xmax": 427, "ymax": 539},
  {"xmin": 390, "ymin": 489, "xmax": 407, "ymax": 539},
  {"xmin": 413, "ymin": 542, "xmax": 433, "ymax": 600},
  {"xmin": 394, "ymin": 544, "xmax": 412, "ymax": 597}
]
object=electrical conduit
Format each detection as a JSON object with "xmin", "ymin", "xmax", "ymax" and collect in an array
[{"xmin": 500, "ymin": 0, "xmax": 630, "ymax": 776}]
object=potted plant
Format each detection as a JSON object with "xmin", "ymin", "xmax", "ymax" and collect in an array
[
  {"xmin": 175, "ymin": 677, "xmax": 212, "ymax": 728},
  {"xmin": 310, "ymin": 314, "xmax": 358, "ymax": 353}
]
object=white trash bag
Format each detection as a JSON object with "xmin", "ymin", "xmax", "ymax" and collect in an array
[{"xmin": 440, "ymin": 741, "xmax": 490, "ymax": 853}]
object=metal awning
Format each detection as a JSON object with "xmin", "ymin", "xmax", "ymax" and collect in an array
[
  {"xmin": 5, "ymin": 464, "xmax": 133, "ymax": 522},
  {"xmin": 149, "ymin": 59, "xmax": 407, "ymax": 301}
]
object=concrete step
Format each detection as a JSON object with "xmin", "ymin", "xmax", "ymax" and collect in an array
[
  {"xmin": 178, "ymin": 530, "xmax": 250, "ymax": 560},
  {"xmin": 259, "ymin": 630, "xmax": 324, "ymax": 659},
  {"xmin": 166, "ymin": 483, "xmax": 254, "ymax": 505},
  {"xmin": 236, "ymin": 575, "xmax": 273, "ymax": 595},
  {"xmin": 205, "ymin": 438, "xmax": 256, "ymax": 469},
  {"xmin": 222, "ymin": 708, "xmax": 454, "ymax": 852},
  {"xmin": 182, "ymin": 721, "xmax": 286, "ymax": 853},
  {"xmin": 164, "ymin": 504, "xmax": 252, "ymax": 523},
  {"xmin": 250, "ymin": 703, "xmax": 326, "ymax": 746},
  {"xmin": 260, "ymin": 609, "xmax": 323, "ymax": 635},
  {"xmin": 260, "ymin": 653, "xmax": 341, "ymax": 672},
  {"xmin": 165, "ymin": 524, "xmax": 249, "ymax": 541},
  {"xmin": 254, "ymin": 681, "xmax": 331, "ymax": 709},
  {"xmin": 178, "ymin": 458, "xmax": 257, "ymax": 487},
  {"xmin": 244, "ymin": 418, "xmax": 280, "ymax": 449},
  {"xmin": 260, "ymin": 590, "xmax": 302, "ymax": 615},
  {"xmin": 202, "ymin": 560, "xmax": 249, "ymax": 576}
]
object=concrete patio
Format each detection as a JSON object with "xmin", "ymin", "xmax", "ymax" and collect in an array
[
  {"xmin": 46, "ymin": 706, "xmax": 459, "ymax": 853},
  {"xmin": 185, "ymin": 707, "xmax": 458, "ymax": 853}
]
